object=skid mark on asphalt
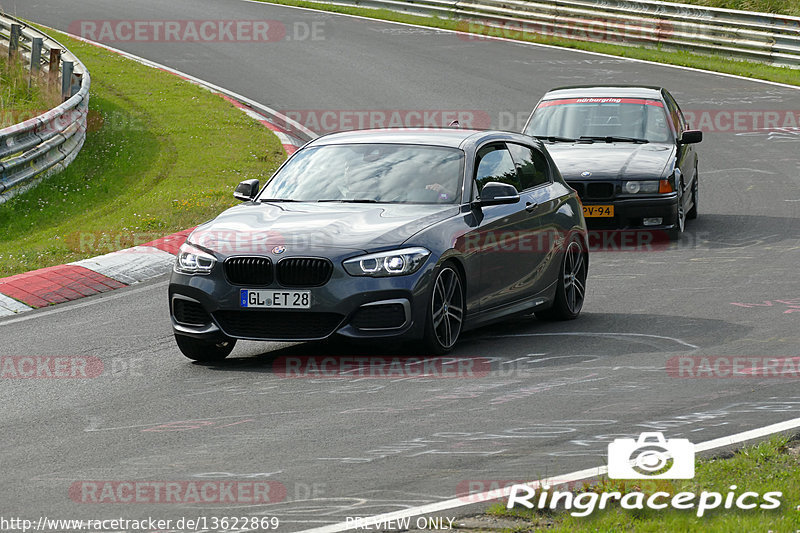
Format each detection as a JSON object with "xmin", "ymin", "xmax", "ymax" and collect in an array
[{"xmin": 84, "ymin": 411, "xmax": 300, "ymax": 432}]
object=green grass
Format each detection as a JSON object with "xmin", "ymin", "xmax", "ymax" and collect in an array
[
  {"xmin": 255, "ymin": 0, "xmax": 800, "ymax": 87},
  {"xmin": 663, "ymin": 0, "xmax": 800, "ymax": 17},
  {"xmin": 0, "ymin": 28, "xmax": 286, "ymax": 278},
  {"xmin": 486, "ymin": 436, "xmax": 800, "ymax": 532},
  {"xmin": 0, "ymin": 53, "xmax": 61, "ymax": 127}
]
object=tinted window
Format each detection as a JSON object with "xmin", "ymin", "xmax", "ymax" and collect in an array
[
  {"xmin": 260, "ymin": 144, "xmax": 464, "ymax": 204},
  {"xmin": 525, "ymin": 98, "xmax": 672, "ymax": 143},
  {"xmin": 663, "ymin": 91, "xmax": 687, "ymax": 133},
  {"xmin": 474, "ymin": 144, "xmax": 518, "ymax": 193},
  {"xmin": 507, "ymin": 143, "xmax": 550, "ymax": 190}
]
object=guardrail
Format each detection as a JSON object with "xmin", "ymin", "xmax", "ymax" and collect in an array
[
  {"xmin": 0, "ymin": 14, "xmax": 90, "ymax": 204},
  {"xmin": 331, "ymin": 0, "xmax": 800, "ymax": 67}
]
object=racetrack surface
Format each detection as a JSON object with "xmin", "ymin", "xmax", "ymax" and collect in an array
[{"xmin": 5, "ymin": 0, "xmax": 800, "ymax": 529}]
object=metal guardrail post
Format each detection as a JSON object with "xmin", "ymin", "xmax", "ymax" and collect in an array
[
  {"xmin": 0, "ymin": 13, "xmax": 91, "ymax": 204},
  {"xmin": 48, "ymin": 48, "xmax": 61, "ymax": 85},
  {"xmin": 8, "ymin": 23, "xmax": 21, "ymax": 60},
  {"xmin": 61, "ymin": 60, "xmax": 74, "ymax": 101},
  {"xmin": 70, "ymin": 72, "xmax": 82, "ymax": 98},
  {"xmin": 31, "ymin": 37, "xmax": 43, "ymax": 73}
]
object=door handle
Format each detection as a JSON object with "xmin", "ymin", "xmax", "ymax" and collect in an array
[{"xmin": 525, "ymin": 202, "xmax": 538, "ymax": 212}]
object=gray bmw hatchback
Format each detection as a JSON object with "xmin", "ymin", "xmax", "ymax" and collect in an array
[{"xmin": 169, "ymin": 128, "xmax": 588, "ymax": 361}]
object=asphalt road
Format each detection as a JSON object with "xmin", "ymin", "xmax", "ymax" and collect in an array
[{"xmin": 4, "ymin": 0, "xmax": 800, "ymax": 530}]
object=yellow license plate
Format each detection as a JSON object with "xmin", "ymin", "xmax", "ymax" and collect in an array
[{"xmin": 583, "ymin": 205, "xmax": 614, "ymax": 217}]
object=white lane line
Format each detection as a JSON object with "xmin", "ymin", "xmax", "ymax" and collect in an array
[
  {"xmin": 298, "ymin": 416, "xmax": 800, "ymax": 533},
  {"xmin": 487, "ymin": 331, "xmax": 699, "ymax": 350},
  {"xmin": 0, "ymin": 280, "xmax": 169, "ymax": 326},
  {"xmin": 239, "ymin": 0, "xmax": 800, "ymax": 91}
]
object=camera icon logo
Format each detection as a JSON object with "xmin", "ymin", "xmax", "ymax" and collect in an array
[{"xmin": 608, "ymin": 432, "xmax": 695, "ymax": 479}]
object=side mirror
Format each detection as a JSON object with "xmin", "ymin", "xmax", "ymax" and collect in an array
[
  {"xmin": 234, "ymin": 179, "xmax": 260, "ymax": 202},
  {"xmin": 474, "ymin": 182, "xmax": 520, "ymax": 207},
  {"xmin": 679, "ymin": 130, "xmax": 703, "ymax": 144}
]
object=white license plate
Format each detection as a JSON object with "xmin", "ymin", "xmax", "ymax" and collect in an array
[{"xmin": 240, "ymin": 289, "xmax": 311, "ymax": 309}]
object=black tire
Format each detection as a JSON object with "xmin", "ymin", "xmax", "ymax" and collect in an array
[
  {"xmin": 668, "ymin": 188, "xmax": 686, "ymax": 241},
  {"xmin": 687, "ymin": 173, "xmax": 698, "ymax": 220},
  {"xmin": 175, "ymin": 334, "xmax": 236, "ymax": 362},
  {"xmin": 421, "ymin": 262, "xmax": 465, "ymax": 354},
  {"xmin": 535, "ymin": 236, "xmax": 587, "ymax": 321}
]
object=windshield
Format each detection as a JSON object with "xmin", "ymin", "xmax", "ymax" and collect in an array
[
  {"xmin": 259, "ymin": 143, "xmax": 465, "ymax": 204},
  {"xmin": 525, "ymin": 98, "xmax": 673, "ymax": 143}
]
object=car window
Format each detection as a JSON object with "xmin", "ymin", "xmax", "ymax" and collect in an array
[
  {"xmin": 474, "ymin": 144, "xmax": 518, "ymax": 193},
  {"xmin": 260, "ymin": 143, "xmax": 464, "ymax": 204},
  {"xmin": 507, "ymin": 143, "xmax": 550, "ymax": 190},
  {"xmin": 662, "ymin": 92, "xmax": 685, "ymax": 135},
  {"xmin": 526, "ymin": 98, "xmax": 672, "ymax": 143}
]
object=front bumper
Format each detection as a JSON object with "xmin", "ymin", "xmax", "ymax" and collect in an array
[
  {"xmin": 582, "ymin": 193, "xmax": 678, "ymax": 231},
  {"xmin": 169, "ymin": 257, "xmax": 435, "ymax": 343}
]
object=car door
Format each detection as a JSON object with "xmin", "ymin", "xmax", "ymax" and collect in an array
[
  {"xmin": 506, "ymin": 142, "xmax": 561, "ymax": 296},
  {"xmin": 663, "ymin": 90, "xmax": 698, "ymax": 213},
  {"xmin": 466, "ymin": 142, "xmax": 551, "ymax": 313}
]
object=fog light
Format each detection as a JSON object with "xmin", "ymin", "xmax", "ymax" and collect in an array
[{"xmin": 643, "ymin": 217, "xmax": 663, "ymax": 226}]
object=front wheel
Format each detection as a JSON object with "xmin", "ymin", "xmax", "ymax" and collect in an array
[
  {"xmin": 535, "ymin": 237, "xmax": 587, "ymax": 321},
  {"xmin": 668, "ymin": 190, "xmax": 686, "ymax": 241},
  {"xmin": 175, "ymin": 334, "xmax": 236, "ymax": 362},
  {"xmin": 422, "ymin": 263, "xmax": 465, "ymax": 354},
  {"xmin": 687, "ymin": 174, "xmax": 698, "ymax": 220}
]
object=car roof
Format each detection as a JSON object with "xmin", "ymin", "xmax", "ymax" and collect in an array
[
  {"xmin": 307, "ymin": 128, "xmax": 539, "ymax": 150},
  {"xmin": 542, "ymin": 85, "xmax": 665, "ymax": 100}
]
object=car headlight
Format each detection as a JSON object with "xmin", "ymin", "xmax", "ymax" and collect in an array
[
  {"xmin": 622, "ymin": 180, "xmax": 660, "ymax": 194},
  {"xmin": 174, "ymin": 242, "xmax": 216, "ymax": 275},
  {"xmin": 343, "ymin": 247, "xmax": 430, "ymax": 277}
]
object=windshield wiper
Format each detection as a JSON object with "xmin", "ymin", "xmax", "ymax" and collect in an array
[
  {"xmin": 579, "ymin": 136, "xmax": 649, "ymax": 144},
  {"xmin": 259, "ymin": 198, "xmax": 298, "ymax": 202},
  {"xmin": 318, "ymin": 199, "xmax": 379, "ymax": 203},
  {"xmin": 535, "ymin": 135, "xmax": 577, "ymax": 143}
]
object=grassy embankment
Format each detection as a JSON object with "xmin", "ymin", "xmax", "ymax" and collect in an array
[{"xmin": 0, "ymin": 28, "xmax": 285, "ymax": 277}]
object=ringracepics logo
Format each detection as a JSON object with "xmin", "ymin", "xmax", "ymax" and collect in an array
[
  {"xmin": 506, "ymin": 432, "xmax": 783, "ymax": 517},
  {"xmin": 608, "ymin": 432, "xmax": 694, "ymax": 479}
]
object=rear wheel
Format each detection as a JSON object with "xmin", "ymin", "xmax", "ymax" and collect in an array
[
  {"xmin": 422, "ymin": 263, "xmax": 465, "ymax": 354},
  {"xmin": 535, "ymin": 237, "xmax": 587, "ymax": 321},
  {"xmin": 175, "ymin": 334, "xmax": 236, "ymax": 362}
]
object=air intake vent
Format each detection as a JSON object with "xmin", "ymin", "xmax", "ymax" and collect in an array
[
  {"xmin": 213, "ymin": 310, "xmax": 344, "ymax": 340},
  {"xmin": 586, "ymin": 182, "xmax": 615, "ymax": 200},
  {"xmin": 351, "ymin": 303, "xmax": 407, "ymax": 330},
  {"xmin": 224, "ymin": 256, "xmax": 273, "ymax": 286},
  {"xmin": 173, "ymin": 299, "xmax": 211, "ymax": 326},
  {"xmin": 276, "ymin": 258, "xmax": 333, "ymax": 287}
]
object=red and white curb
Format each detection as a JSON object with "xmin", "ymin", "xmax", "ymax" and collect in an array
[{"xmin": 0, "ymin": 26, "xmax": 310, "ymax": 317}]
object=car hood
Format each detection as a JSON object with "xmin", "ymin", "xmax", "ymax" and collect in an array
[
  {"xmin": 189, "ymin": 201, "xmax": 459, "ymax": 255},
  {"xmin": 545, "ymin": 143, "xmax": 674, "ymax": 181}
]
